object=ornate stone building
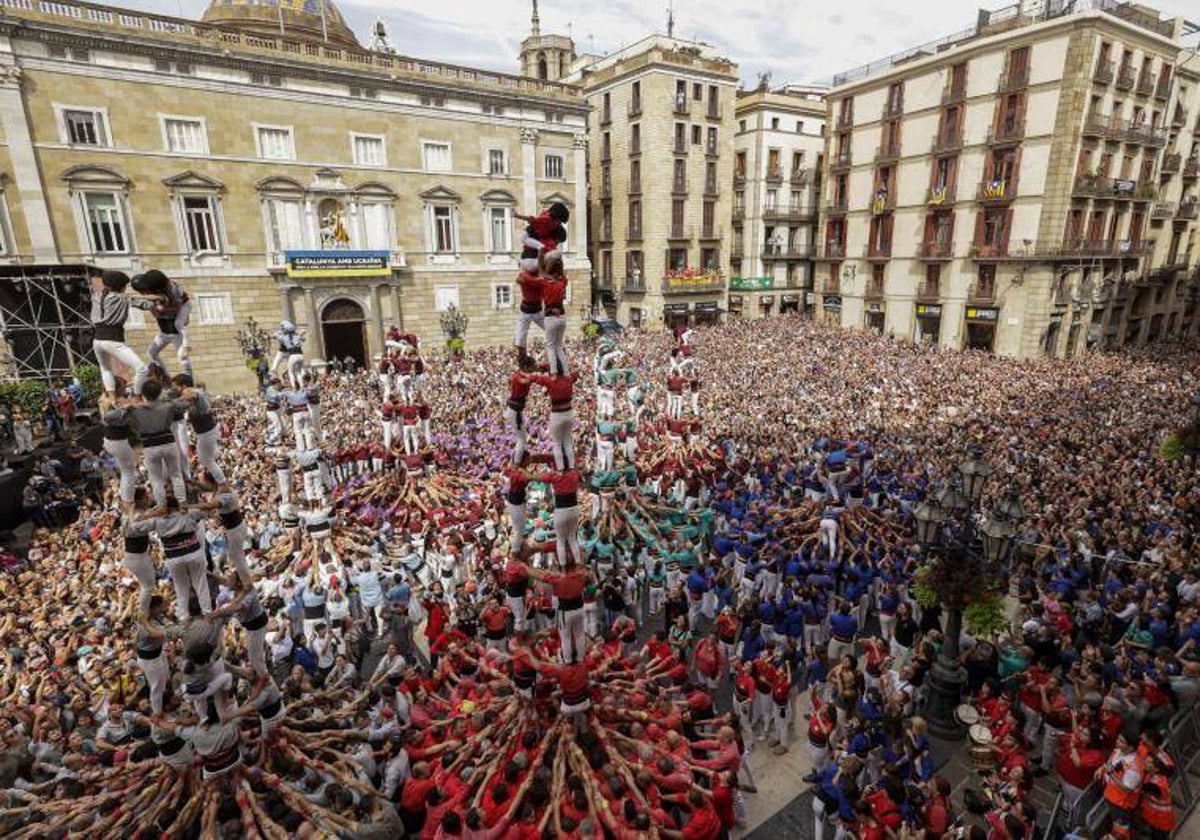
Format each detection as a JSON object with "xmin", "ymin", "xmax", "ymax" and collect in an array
[{"xmin": 0, "ymin": 0, "xmax": 589, "ymax": 392}]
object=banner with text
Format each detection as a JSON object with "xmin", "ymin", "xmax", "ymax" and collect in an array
[{"xmin": 285, "ymin": 251, "xmax": 392, "ymax": 278}]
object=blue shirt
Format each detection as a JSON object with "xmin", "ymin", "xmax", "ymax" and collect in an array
[{"xmin": 829, "ymin": 613, "xmax": 858, "ymax": 640}]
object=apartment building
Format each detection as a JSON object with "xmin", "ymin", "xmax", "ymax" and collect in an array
[
  {"xmin": 816, "ymin": 0, "xmax": 1200, "ymax": 357},
  {"xmin": 730, "ymin": 86, "xmax": 827, "ymax": 319},
  {"xmin": 566, "ymin": 37, "xmax": 739, "ymax": 330},
  {"xmin": 0, "ymin": 0, "xmax": 588, "ymax": 392}
]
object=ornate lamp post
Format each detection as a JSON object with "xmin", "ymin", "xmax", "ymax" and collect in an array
[
  {"xmin": 913, "ymin": 444, "xmax": 1024, "ymax": 738},
  {"xmin": 235, "ymin": 317, "xmax": 271, "ymax": 391},
  {"xmin": 439, "ymin": 304, "xmax": 469, "ymax": 359}
]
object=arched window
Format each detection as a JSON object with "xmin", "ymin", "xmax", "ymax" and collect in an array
[{"xmin": 537, "ymin": 52, "xmax": 548, "ymax": 80}]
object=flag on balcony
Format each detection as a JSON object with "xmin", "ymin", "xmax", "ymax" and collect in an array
[{"xmin": 984, "ymin": 179, "xmax": 1007, "ymax": 200}]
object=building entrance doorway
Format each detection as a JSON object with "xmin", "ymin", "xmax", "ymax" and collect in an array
[{"xmin": 321, "ymin": 298, "xmax": 367, "ymax": 368}]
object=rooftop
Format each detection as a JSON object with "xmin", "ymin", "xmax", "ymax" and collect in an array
[
  {"xmin": 827, "ymin": 0, "xmax": 1190, "ymax": 89},
  {"xmin": 0, "ymin": 0, "xmax": 580, "ymax": 101},
  {"xmin": 566, "ymin": 34, "xmax": 737, "ymax": 87}
]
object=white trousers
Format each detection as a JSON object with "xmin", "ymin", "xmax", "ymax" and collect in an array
[
  {"xmin": 514, "ymin": 310, "xmax": 545, "ymax": 349},
  {"xmin": 143, "ymin": 442, "xmax": 186, "ymax": 506},
  {"xmin": 667, "ymin": 393, "xmax": 683, "ymax": 419},
  {"xmin": 291, "ymin": 412, "xmax": 314, "ymax": 450},
  {"xmin": 596, "ymin": 387, "xmax": 615, "ymax": 418},
  {"xmin": 506, "ymin": 594, "xmax": 527, "ymax": 632},
  {"xmin": 246, "ymin": 627, "xmax": 268, "ymax": 677},
  {"xmin": 382, "ymin": 420, "xmax": 393, "ymax": 449},
  {"xmin": 148, "ymin": 322, "xmax": 192, "ymax": 378},
  {"xmin": 548, "ymin": 410, "xmax": 574, "ymax": 470},
  {"xmin": 553, "ymin": 505, "xmax": 581, "ymax": 567},
  {"xmin": 506, "ymin": 501, "xmax": 527, "ymax": 553},
  {"xmin": 138, "ymin": 653, "xmax": 169, "ymax": 715},
  {"xmin": 173, "ymin": 421, "xmax": 191, "ymax": 480},
  {"xmin": 544, "ymin": 315, "xmax": 568, "ymax": 375},
  {"xmin": 276, "ymin": 466, "xmax": 292, "ymax": 506},
  {"xmin": 596, "ymin": 438, "xmax": 614, "ymax": 472},
  {"xmin": 504, "ymin": 406, "xmax": 528, "ymax": 465},
  {"xmin": 286, "ymin": 353, "xmax": 305, "ymax": 389},
  {"xmin": 123, "ymin": 550, "xmax": 156, "ymax": 616},
  {"xmin": 308, "ymin": 403, "xmax": 322, "ymax": 440},
  {"xmin": 195, "ymin": 428, "xmax": 225, "ymax": 484},
  {"xmin": 224, "ymin": 521, "xmax": 251, "ymax": 584},
  {"xmin": 265, "ymin": 410, "xmax": 283, "ymax": 443},
  {"xmin": 558, "ymin": 607, "xmax": 586, "ymax": 663},
  {"xmin": 166, "ymin": 548, "xmax": 210, "ymax": 621},
  {"xmin": 402, "ymin": 424, "xmax": 420, "ymax": 455},
  {"xmin": 105, "ymin": 438, "xmax": 138, "ymax": 503},
  {"xmin": 93, "ymin": 338, "xmax": 148, "ymax": 394},
  {"xmin": 301, "ymin": 469, "xmax": 325, "ymax": 503}
]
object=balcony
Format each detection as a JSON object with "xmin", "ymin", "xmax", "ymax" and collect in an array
[
  {"xmin": 662, "ymin": 270, "xmax": 725, "ymax": 295},
  {"xmin": 927, "ymin": 185, "xmax": 956, "ymax": 206},
  {"xmin": 1184, "ymin": 158, "xmax": 1200, "ymax": 179},
  {"xmin": 836, "ymin": 113, "xmax": 853, "ymax": 130},
  {"xmin": 791, "ymin": 168, "xmax": 810, "ymax": 187},
  {"xmin": 970, "ymin": 242, "xmax": 1009, "ymax": 259},
  {"xmin": 1061, "ymin": 238, "xmax": 1115, "ymax": 256},
  {"xmin": 987, "ymin": 121, "xmax": 1024, "ymax": 145},
  {"xmin": 1093, "ymin": 60, "xmax": 1114, "ymax": 85},
  {"xmin": 1179, "ymin": 201, "xmax": 1199, "ymax": 221},
  {"xmin": 733, "ymin": 172, "xmax": 746, "ymax": 188},
  {"xmin": 699, "ymin": 226, "xmax": 722, "ymax": 241},
  {"xmin": 1120, "ymin": 239, "xmax": 1151, "ymax": 256},
  {"xmin": 731, "ymin": 206, "xmax": 745, "ymax": 222},
  {"xmin": 673, "ymin": 139, "xmax": 688, "ymax": 155},
  {"xmin": 977, "ymin": 177, "xmax": 1016, "ymax": 202},
  {"xmin": 626, "ymin": 226, "xmax": 643, "ymax": 241},
  {"xmin": 596, "ymin": 225, "xmax": 613, "ymax": 243},
  {"xmin": 1151, "ymin": 203, "xmax": 1176, "ymax": 220},
  {"xmin": 1135, "ymin": 73, "xmax": 1156, "ymax": 97},
  {"xmin": 1082, "ymin": 110, "xmax": 1113, "ymax": 138},
  {"xmin": 672, "ymin": 95, "xmax": 690, "ymax": 115},
  {"xmin": 763, "ymin": 203, "xmax": 815, "ymax": 222},
  {"xmin": 705, "ymin": 141, "xmax": 719, "ymax": 157},
  {"xmin": 1161, "ymin": 153, "xmax": 1181, "ymax": 175},
  {"xmin": 822, "ymin": 278, "xmax": 841, "ymax": 295},
  {"xmin": 969, "ymin": 282, "xmax": 996, "ymax": 303},
  {"xmin": 825, "ymin": 199, "xmax": 848, "ymax": 216},
  {"xmin": 816, "ymin": 243, "xmax": 846, "ymax": 261},
  {"xmin": 917, "ymin": 241, "xmax": 954, "ymax": 260},
  {"xmin": 874, "ymin": 143, "xmax": 901, "ymax": 164},
  {"xmin": 627, "ymin": 98, "xmax": 642, "ymax": 117},
  {"xmin": 1116, "ymin": 66, "xmax": 1136, "ymax": 90},
  {"xmin": 704, "ymin": 180, "xmax": 720, "ymax": 197},
  {"xmin": 829, "ymin": 150, "xmax": 852, "ymax": 171},
  {"xmin": 765, "ymin": 166, "xmax": 784, "ymax": 184},
  {"xmin": 917, "ymin": 282, "xmax": 940, "ymax": 301},
  {"xmin": 864, "ymin": 281, "xmax": 885, "ymax": 300},
  {"xmin": 599, "ymin": 106, "xmax": 612, "ymax": 126},
  {"xmin": 997, "ymin": 65, "xmax": 1029, "ymax": 92},
  {"xmin": 671, "ymin": 178, "xmax": 688, "ymax": 196},
  {"xmin": 1124, "ymin": 122, "xmax": 1166, "ymax": 147},
  {"xmin": 596, "ymin": 275, "xmax": 613, "ymax": 290},
  {"xmin": 870, "ymin": 191, "xmax": 896, "ymax": 214},
  {"xmin": 762, "ymin": 244, "xmax": 816, "ymax": 261},
  {"xmin": 863, "ymin": 242, "xmax": 892, "ymax": 260},
  {"xmin": 942, "ymin": 83, "xmax": 966, "ymax": 105},
  {"xmin": 706, "ymin": 104, "xmax": 722, "ymax": 121},
  {"xmin": 598, "ymin": 182, "xmax": 612, "ymax": 200},
  {"xmin": 624, "ymin": 276, "xmax": 646, "ymax": 293},
  {"xmin": 628, "ymin": 175, "xmax": 642, "ymax": 194},
  {"xmin": 667, "ymin": 225, "xmax": 693, "ymax": 241},
  {"xmin": 931, "ymin": 131, "xmax": 962, "ymax": 154},
  {"xmin": 1154, "ymin": 77, "xmax": 1171, "ymax": 101},
  {"xmin": 1173, "ymin": 106, "xmax": 1190, "ymax": 128},
  {"xmin": 629, "ymin": 139, "xmax": 641, "ymax": 156},
  {"xmin": 883, "ymin": 100, "xmax": 903, "ymax": 119},
  {"xmin": 600, "ymin": 145, "xmax": 611, "ymax": 162}
]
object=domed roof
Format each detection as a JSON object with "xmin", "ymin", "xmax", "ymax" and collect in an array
[{"xmin": 203, "ymin": 1, "xmax": 359, "ymax": 50}]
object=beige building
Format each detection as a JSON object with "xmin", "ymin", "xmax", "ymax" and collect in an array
[
  {"xmin": 563, "ymin": 37, "xmax": 739, "ymax": 330},
  {"xmin": 816, "ymin": 1, "xmax": 1200, "ymax": 357},
  {"xmin": 0, "ymin": 0, "xmax": 589, "ymax": 393},
  {"xmin": 729, "ymin": 86, "xmax": 827, "ymax": 320}
]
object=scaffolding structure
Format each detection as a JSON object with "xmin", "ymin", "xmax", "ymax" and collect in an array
[{"xmin": 0, "ymin": 264, "xmax": 94, "ymax": 383}]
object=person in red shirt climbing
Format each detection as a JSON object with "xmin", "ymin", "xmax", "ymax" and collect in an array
[
  {"xmin": 512, "ymin": 266, "xmax": 544, "ymax": 369},
  {"xmin": 518, "ymin": 553, "xmax": 588, "ymax": 663},
  {"xmin": 526, "ymin": 369, "xmax": 579, "ymax": 470},
  {"xmin": 539, "ymin": 251, "xmax": 569, "ymax": 376}
]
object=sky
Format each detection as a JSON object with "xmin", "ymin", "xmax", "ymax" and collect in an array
[{"xmin": 115, "ymin": 0, "xmax": 1200, "ymax": 88}]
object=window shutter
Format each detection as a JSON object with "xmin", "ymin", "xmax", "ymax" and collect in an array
[
  {"xmin": 1011, "ymin": 147, "xmax": 1024, "ymax": 192},
  {"xmin": 1000, "ymin": 209, "xmax": 1014, "ymax": 251},
  {"xmin": 972, "ymin": 210, "xmax": 985, "ymax": 247}
]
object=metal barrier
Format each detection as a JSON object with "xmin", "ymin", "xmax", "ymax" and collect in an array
[{"xmin": 1041, "ymin": 699, "xmax": 1200, "ymax": 838}]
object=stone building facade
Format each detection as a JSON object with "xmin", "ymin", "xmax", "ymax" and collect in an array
[
  {"xmin": 0, "ymin": 0, "xmax": 589, "ymax": 393},
  {"xmin": 817, "ymin": 2, "xmax": 1200, "ymax": 357}
]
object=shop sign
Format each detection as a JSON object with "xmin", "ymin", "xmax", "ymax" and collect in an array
[
  {"xmin": 1113, "ymin": 179, "xmax": 1135, "ymax": 195},
  {"xmin": 965, "ymin": 306, "xmax": 1000, "ymax": 322},
  {"xmin": 729, "ymin": 276, "xmax": 773, "ymax": 291},
  {"xmin": 805, "ymin": 292, "xmax": 815, "ymax": 304},
  {"xmin": 696, "ymin": 301, "xmax": 719, "ymax": 311},
  {"xmin": 285, "ymin": 250, "xmax": 391, "ymax": 278},
  {"xmin": 868, "ymin": 302, "xmax": 883, "ymax": 313},
  {"xmin": 781, "ymin": 294, "xmax": 800, "ymax": 302},
  {"xmin": 915, "ymin": 304, "xmax": 942, "ymax": 318},
  {"xmin": 823, "ymin": 295, "xmax": 842, "ymax": 310},
  {"xmin": 759, "ymin": 295, "xmax": 774, "ymax": 304},
  {"xmin": 1048, "ymin": 312, "xmax": 1064, "ymax": 324},
  {"xmin": 728, "ymin": 295, "xmax": 743, "ymax": 305},
  {"xmin": 663, "ymin": 303, "xmax": 689, "ymax": 313}
]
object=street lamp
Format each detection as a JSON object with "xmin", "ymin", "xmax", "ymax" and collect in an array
[
  {"xmin": 914, "ymin": 449, "xmax": 1023, "ymax": 738},
  {"xmin": 439, "ymin": 304, "xmax": 469, "ymax": 359},
  {"xmin": 235, "ymin": 317, "xmax": 271, "ymax": 391}
]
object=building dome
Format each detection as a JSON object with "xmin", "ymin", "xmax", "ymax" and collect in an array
[{"xmin": 203, "ymin": 1, "xmax": 360, "ymax": 50}]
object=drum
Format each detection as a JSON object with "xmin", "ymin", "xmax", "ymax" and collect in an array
[
  {"xmin": 955, "ymin": 704, "xmax": 980, "ymax": 727},
  {"xmin": 968, "ymin": 724, "xmax": 995, "ymax": 770}
]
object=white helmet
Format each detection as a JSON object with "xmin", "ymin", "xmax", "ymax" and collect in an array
[{"xmin": 281, "ymin": 320, "xmax": 295, "ymax": 332}]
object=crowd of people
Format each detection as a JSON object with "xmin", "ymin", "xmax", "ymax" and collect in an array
[{"xmin": 0, "ymin": 239, "xmax": 1196, "ymax": 838}]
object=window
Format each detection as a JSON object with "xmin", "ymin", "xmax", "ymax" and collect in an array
[
  {"xmin": 265, "ymin": 198, "xmax": 304, "ymax": 254},
  {"xmin": 693, "ymin": 82, "xmax": 702, "ymax": 100},
  {"xmin": 487, "ymin": 207, "xmax": 510, "ymax": 253},
  {"xmin": 668, "ymin": 248, "xmax": 688, "ymax": 271},
  {"xmin": 701, "ymin": 247, "xmax": 717, "ymax": 270},
  {"xmin": 493, "ymin": 284, "xmax": 513, "ymax": 308},
  {"xmin": 796, "ymin": 121, "xmax": 804, "ymax": 133},
  {"xmin": 487, "ymin": 149, "xmax": 507, "ymax": 175},
  {"xmin": 739, "ymin": 119, "xmax": 746, "ymax": 132},
  {"xmin": 195, "ymin": 292, "xmax": 233, "ymax": 326},
  {"xmin": 62, "ymin": 108, "xmax": 109, "ymax": 146},
  {"xmin": 765, "ymin": 189, "xmax": 778, "ymax": 211},
  {"xmin": 422, "ymin": 142, "xmax": 451, "ymax": 172},
  {"xmin": 631, "ymin": 124, "xmax": 641, "ymax": 154},
  {"xmin": 673, "ymin": 159, "xmax": 686, "ymax": 191},
  {"xmin": 706, "ymin": 127, "xmax": 717, "ymax": 154},
  {"xmin": 544, "ymin": 154, "xmax": 564, "ymax": 179},
  {"xmin": 83, "ymin": 193, "xmax": 128, "ymax": 253},
  {"xmin": 629, "ymin": 200, "xmax": 642, "ymax": 237},
  {"xmin": 435, "ymin": 286, "xmax": 459, "ymax": 312},
  {"xmin": 671, "ymin": 199, "xmax": 685, "ymax": 232},
  {"xmin": 629, "ymin": 307, "xmax": 643, "ymax": 328},
  {"xmin": 771, "ymin": 117, "xmax": 780, "ymax": 130},
  {"xmin": 630, "ymin": 160, "xmax": 642, "ymax": 192},
  {"xmin": 692, "ymin": 125, "xmax": 702, "ymax": 145},
  {"xmin": 255, "ymin": 126, "xmax": 294, "ymax": 161},
  {"xmin": 352, "ymin": 134, "xmax": 386, "ymax": 166},
  {"xmin": 628, "ymin": 250, "xmax": 643, "ymax": 279},
  {"xmin": 181, "ymin": 195, "xmax": 221, "ymax": 253},
  {"xmin": 433, "ymin": 206, "xmax": 455, "ymax": 253},
  {"xmin": 360, "ymin": 203, "xmax": 392, "ymax": 250},
  {"xmin": 735, "ymin": 151, "xmax": 746, "ymax": 177},
  {"xmin": 161, "ymin": 117, "xmax": 207, "ymax": 153}
]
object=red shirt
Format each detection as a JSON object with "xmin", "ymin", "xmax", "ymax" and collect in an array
[
  {"xmin": 712, "ymin": 782, "xmax": 735, "ymax": 829},
  {"xmin": 400, "ymin": 775, "xmax": 435, "ymax": 812},
  {"xmin": 509, "ymin": 372, "xmax": 533, "ymax": 405},
  {"xmin": 399, "ymin": 404, "xmax": 419, "ymax": 424},
  {"xmin": 527, "ymin": 211, "xmax": 560, "ymax": 248},
  {"xmin": 529, "ymin": 372, "xmax": 576, "ymax": 408},
  {"xmin": 667, "ymin": 375, "xmax": 686, "ymax": 393},
  {"xmin": 537, "ymin": 470, "xmax": 581, "ymax": 499},
  {"xmin": 681, "ymin": 802, "xmax": 721, "ymax": 840},
  {"xmin": 517, "ymin": 270, "xmax": 543, "ymax": 306},
  {"xmin": 541, "ymin": 568, "xmax": 587, "ymax": 601},
  {"xmin": 542, "ymin": 275, "xmax": 568, "ymax": 309}
]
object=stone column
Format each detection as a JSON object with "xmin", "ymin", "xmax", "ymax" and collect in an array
[
  {"xmin": 279, "ymin": 285, "xmax": 296, "ymax": 323},
  {"xmin": 391, "ymin": 284, "xmax": 404, "ymax": 330},
  {"xmin": 571, "ymin": 133, "xmax": 588, "ymax": 258},
  {"xmin": 520, "ymin": 127, "xmax": 539, "ymax": 212},
  {"xmin": 0, "ymin": 65, "xmax": 57, "ymax": 261},
  {"xmin": 303, "ymin": 286, "xmax": 324, "ymax": 359},
  {"xmin": 368, "ymin": 282, "xmax": 385, "ymax": 357}
]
